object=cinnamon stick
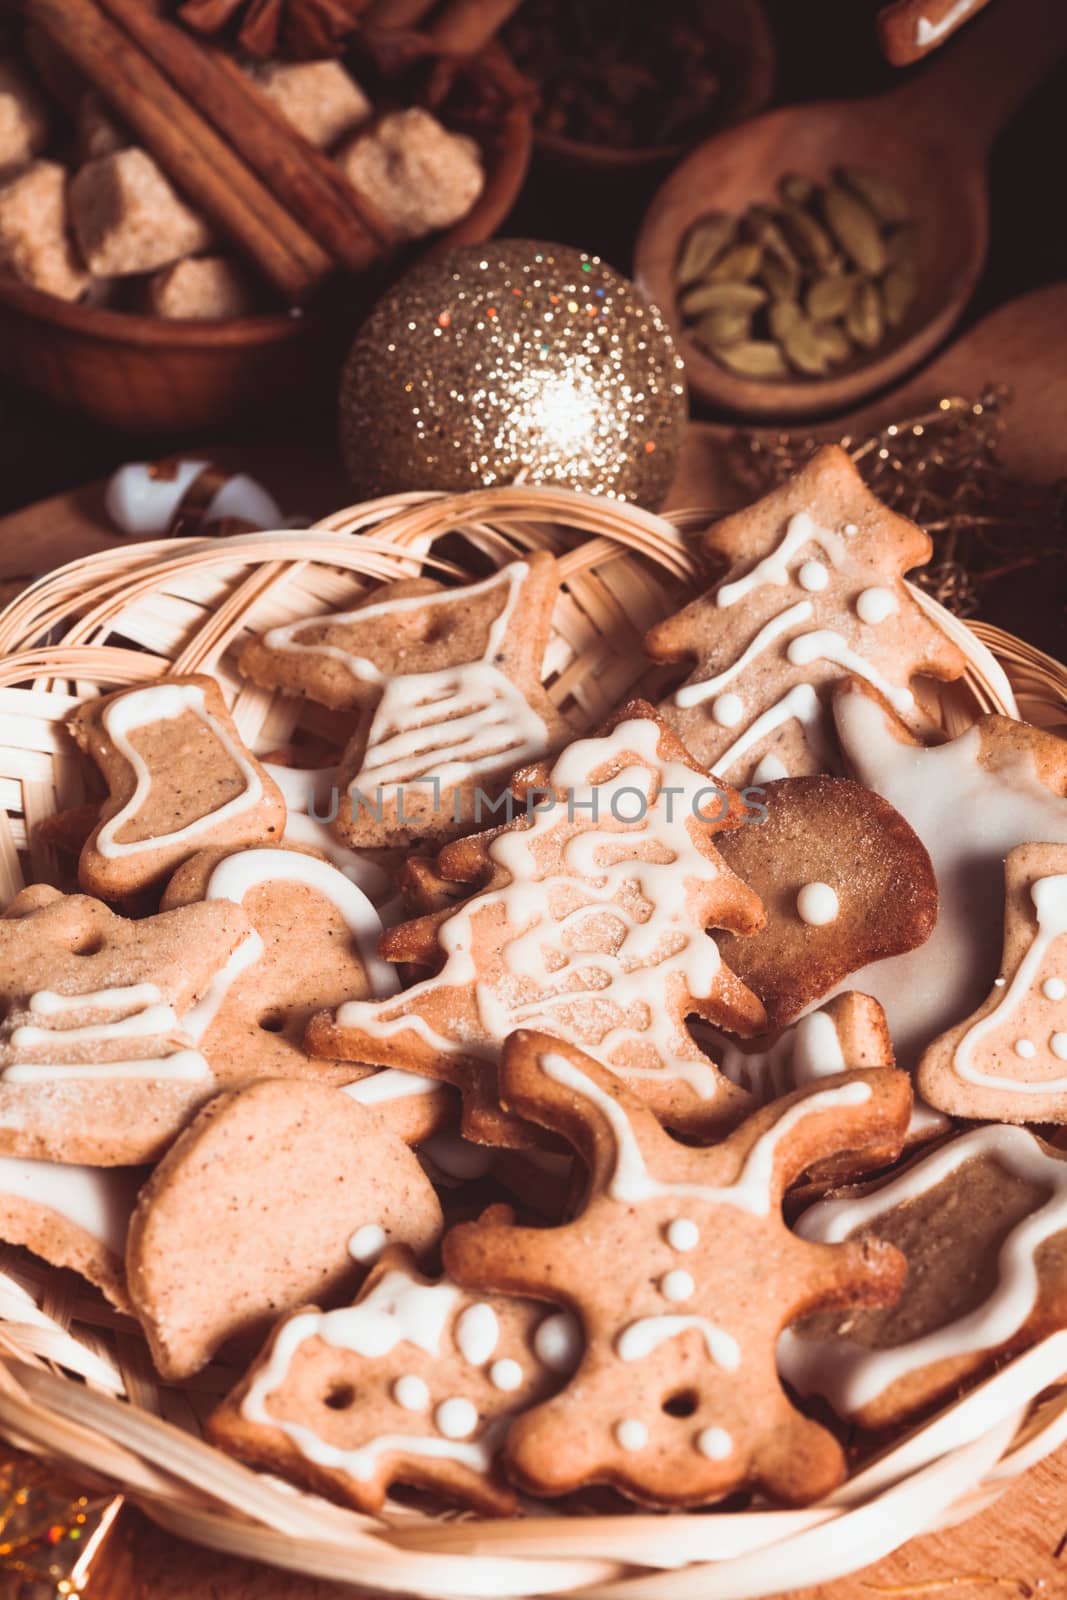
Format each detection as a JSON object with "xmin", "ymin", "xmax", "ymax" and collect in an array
[
  {"xmin": 24, "ymin": 0, "xmax": 333, "ymax": 301},
  {"xmin": 95, "ymin": 0, "xmax": 399, "ymax": 269}
]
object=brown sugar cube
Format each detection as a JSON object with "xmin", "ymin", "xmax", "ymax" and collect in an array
[
  {"xmin": 0, "ymin": 160, "xmax": 88, "ymax": 301},
  {"xmin": 248, "ymin": 59, "xmax": 370, "ymax": 150},
  {"xmin": 336, "ymin": 108, "xmax": 484, "ymax": 240},
  {"xmin": 148, "ymin": 255, "xmax": 256, "ymax": 320},
  {"xmin": 0, "ymin": 58, "xmax": 50, "ymax": 176},
  {"xmin": 76, "ymin": 92, "xmax": 129, "ymax": 163},
  {"xmin": 69, "ymin": 148, "xmax": 213, "ymax": 278}
]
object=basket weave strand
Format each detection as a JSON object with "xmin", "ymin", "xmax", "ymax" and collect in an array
[{"xmin": 0, "ymin": 484, "xmax": 1064, "ymax": 1599}]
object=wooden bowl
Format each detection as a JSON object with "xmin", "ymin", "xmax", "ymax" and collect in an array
[{"xmin": 0, "ymin": 50, "xmax": 532, "ymax": 438}]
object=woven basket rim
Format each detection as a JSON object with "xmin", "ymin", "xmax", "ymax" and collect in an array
[{"xmin": 0, "ymin": 483, "xmax": 1064, "ymax": 1600}]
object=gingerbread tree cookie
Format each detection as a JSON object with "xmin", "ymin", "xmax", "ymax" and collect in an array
[
  {"xmin": 209, "ymin": 1243, "xmax": 565, "ymax": 1515},
  {"xmin": 917, "ymin": 843, "xmax": 1067, "ymax": 1123},
  {"xmin": 239, "ymin": 556, "xmax": 568, "ymax": 848},
  {"xmin": 644, "ymin": 445, "xmax": 966, "ymax": 784},
  {"xmin": 444, "ymin": 1032, "xmax": 911, "ymax": 1507},
  {"xmin": 0, "ymin": 886, "xmax": 251, "ymax": 1164},
  {"xmin": 69, "ymin": 674, "xmax": 286, "ymax": 899},
  {"xmin": 832, "ymin": 680, "xmax": 1067, "ymax": 1068},
  {"xmin": 306, "ymin": 703, "xmax": 768, "ymax": 1144},
  {"xmin": 713, "ymin": 774, "xmax": 937, "ymax": 1028},
  {"xmin": 781, "ymin": 1124, "xmax": 1067, "ymax": 1428}
]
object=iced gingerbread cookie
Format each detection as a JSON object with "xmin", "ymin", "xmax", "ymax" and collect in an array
[
  {"xmin": 713, "ymin": 992, "xmax": 893, "ymax": 1102},
  {"xmin": 644, "ymin": 446, "xmax": 966, "ymax": 784},
  {"xmin": 0, "ymin": 886, "xmax": 250, "ymax": 1164},
  {"xmin": 127, "ymin": 1079, "xmax": 443, "ymax": 1379},
  {"xmin": 209, "ymin": 1243, "xmax": 570, "ymax": 1514},
  {"xmin": 0, "ymin": 1156, "xmax": 141, "ymax": 1312},
  {"xmin": 306, "ymin": 704, "xmax": 768, "ymax": 1145},
  {"xmin": 341, "ymin": 1069, "xmax": 456, "ymax": 1148},
  {"xmin": 878, "ymin": 0, "xmax": 992, "ymax": 64},
  {"xmin": 831, "ymin": 680, "xmax": 1067, "ymax": 1067},
  {"xmin": 780, "ymin": 1124, "xmax": 1067, "ymax": 1428},
  {"xmin": 712, "ymin": 774, "xmax": 937, "ymax": 1029},
  {"xmin": 69, "ymin": 675, "xmax": 285, "ymax": 898},
  {"xmin": 917, "ymin": 843, "xmax": 1067, "ymax": 1123},
  {"xmin": 444, "ymin": 1031, "xmax": 911, "ymax": 1507},
  {"xmin": 240, "ymin": 557, "xmax": 568, "ymax": 848}
]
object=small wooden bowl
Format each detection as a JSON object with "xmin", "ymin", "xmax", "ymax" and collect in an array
[{"xmin": 0, "ymin": 51, "xmax": 532, "ymax": 438}]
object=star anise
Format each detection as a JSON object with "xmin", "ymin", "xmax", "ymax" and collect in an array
[{"xmin": 177, "ymin": 0, "xmax": 371, "ymax": 60}]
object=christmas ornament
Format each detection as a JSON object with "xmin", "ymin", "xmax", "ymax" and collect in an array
[
  {"xmin": 728, "ymin": 389, "xmax": 1066, "ymax": 619},
  {"xmin": 0, "ymin": 1448, "xmax": 122, "ymax": 1598},
  {"xmin": 338, "ymin": 241, "xmax": 688, "ymax": 510}
]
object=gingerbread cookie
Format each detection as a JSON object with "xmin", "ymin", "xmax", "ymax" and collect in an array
[
  {"xmin": 832, "ymin": 680, "xmax": 1067, "ymax": 1067},
  {"xmin": 780, "ymin": 1124, "xmax": 1067, "ymax": 1428},
  {"xmin": 878, "ymin": 0, "xmax": 993, "ymax": 64},
  {"xmin": 917, "ymin": 843, "xmax": 1067, "ymax": 1123},
  {"xmin": 342, "ymin": 1069, "xmax": 457, "ymax": 1148},
  {"xmin": 644, "ymin": 446, "xmax": 966, "ymax": 784},
  {"xmin": 240, "ymin": 557, "xmax": 568, "ymax": 847},
  {"xmin": 160, "ymin": 844, "xmax": 398, "ymax": 1085},
  {"xmin": 444, "ymin": 1031, "xmax": 911, "ymax": 1507},
  {"xmin": 0, "ymin": 1155, "xmax": 141, "ymax": 1312},
  {"xmin": 712, "ymin": 775, "xmax": 937, "ymax": 1028},
  {"xmin": 306, "ymin": 704, "xmax": 768, "ymax": 1144},
  {"xmin": 209, "ymin": 1243, "xmax": 566, "ymax": 1515},
  {"xmin": 0, "ymin": 886, "xmax": 250, "ymax": 1164},
  {"xmin": 713, "ymin": 992, "xmax": 894, "ymax": 1103},
  {"xmin": 126, "ymin": 1079, "xmax": 444, "ymax": 1380},
  {"xmin": 69, "ymin": 675, "xmax": 285, "ymax": 898}
]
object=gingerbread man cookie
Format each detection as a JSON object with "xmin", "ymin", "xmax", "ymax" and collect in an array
[
  {"xmin": 713, "ymin": 774, "xmax": 937, "ymax": 1028},
  {"xmin": 209, "ymin": 1243, "xmax": 567, "ymax": 1515},
  {"xmin": 644, "ymin": 446, "xmax": 966, "ymax": 784},
  {"xmin": 127, "ymin": 1080, "xmax": 444, "ymax": 1379},
  {"xmin": 832, "ymin": 680, "xmax": 1067, "ymax": 1067},
  {"xmin": 918, "ymin": 843, "xmax": 1067, "ymax": 1123},
  {"xmin": 780, "ymin": 1124, "xmax": 1067, "ymax": 1428},
  {"xmin": 444, "ymin": 1031, "xmax": 911, "ymax": 1507},
  {"xmin": 306, "ymin": 704, "xmax": 768, "ymax": 1144},
  {"xmin": 240, "ymin": 556, "xmax": 568, "ymax": 848},
  {"xmin": 69, "ymin": 675, "xmax": 285, "ymax": 898},
  {"xmin": 0, "ymin": 886, "xmax": 250, "ymax": 1164}
]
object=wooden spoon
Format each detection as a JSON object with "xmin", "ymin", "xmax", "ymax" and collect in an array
[{"xmin": 635, "ymin": 0, "xmax": 1067, "ymax": 420}]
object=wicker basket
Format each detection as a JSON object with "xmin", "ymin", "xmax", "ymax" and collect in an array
[{"xmin": 0, "ymin": 484, "xmax": 1065, "ymax": 1600}]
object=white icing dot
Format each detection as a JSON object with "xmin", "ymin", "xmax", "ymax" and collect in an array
[
  {"xmin": 750, "ymin": 754, "xmax": 788, "ymax": 784},
  {"xmin": 393, "ymin": 1375, "xmax": 429, "ymax": 1411},
  {"xmin": 796, "ymin": 882, "xmax": 839, "ymax": 927},
  {"xmin": 348, "ymin": 1224, "xmax": 387, "ymax": 1264},
  {"xmin": 712, "ymin": 693, "xmax": 744, "ymax": 728},
  {"xmin": 615, "ymin": 1418, "xmax": 648, "ymax": 1452},
  {"xmin": 455, "ymin": 1302, "xmax": 499, "ymax": 1366},
  {"xmin": 666, "ymin": 1218, "xmax": 700, "ymax": 1252},
  {"xmin": 697, "ymin": 1426, "xmax": 733, "ymax": 1460},
  {"xmin": 797, "ymin": 560, "xmax": 829, "ymax": 592},
  {"xmin": 856, "ymin": 586, "xmax": 898, "ymax": 625},
  {"xmin": 489, "ymin": 1358, "xmax": 523, "ymax": 1391},
  {"xmin": 435, "ymin": 1397, "xmax": 478, "ymax": 1439},
  {"xmin": 534, "ymin": 1312, "xmax": 582, "ymax": 1373},
  {"xmin": 1043, "ymin": 978, "xmax": 1067, "ymax": 1002},
  {"xmin": 843, "ymin": 522, "xmax": 858, "ymax": 535},
  {"xmin": 1014, "ymin": 1039, "xmax": 1037, "ymax": 1059},
  {"xmin": 660, "ymin": 1269, "xmax": 695, "ymax": 1303},
  {"xmin": 1050, "ymin": 1033, "xmax": 1067, "ymax": 1061}
]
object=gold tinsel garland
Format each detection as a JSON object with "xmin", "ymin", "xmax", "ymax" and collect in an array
[
  {"xmin": 728, "ymin": 388, "xmax": 1067, "ymax": 619},
  {"xmin": 0, "ymin": 1450, "xmax": 121, "ymax": 1598}
]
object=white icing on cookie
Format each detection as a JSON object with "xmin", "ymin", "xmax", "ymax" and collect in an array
[
  {"xmin": 715, "ymin": 513, "xmax": 847, "ymax": 610},
  {"xmin": 616, "ymin": 1315, "xmax": 740, "ymax": 1370},
  {"xmin": 393, "ymin": 1374, "xmax": 430, "ymax": 1411},
  {"xmin": 454, "ymin": 1303, "xmax": 499, "ymax": 1366},
  {"xmin": 796, "ymin": 882, "xmax": 839, "ymax": 927},
  {"xmin": 798, "ymin": 561, "xmax": 829, "ymax": 593},
  {"xmin": 435, "ymin": 1397, "xmax": 478, "ymax": 1439},
  {"xmin": 348, "ymin": 1224, "xmax": 388, "ymax": 1264},
  {"xmin": 696, "ymin": 1425, "xmax": 733, "ymax": 1460},
  {"xmin": 0, "ymin": 1155, "xmax": 138, "ymax": 1254},
  {"xmin": 1044, "ymin": 978, "xmax": 1066, "ymax": 1002},
  {"xmin": 666, "ymin": 1217, "xmax": 700, "ymax": 1251},
  {"xmin": 716, "ymin": 1008, "xmax": 847, "ymax": 1101},
  {"xmin": 916, "ymin": 0, "xmax": 978, "ymax": 48},
  {"xmin": 855, "ymin": 587, "xmax": 898, "ymax": 625},
  {"xmin": 534, "ymin": 1311, "xmax": 583, "ymax": 1373},
  {"xmin": 787, "ymin": 630, "xmax": 914, "ymax": 714},
  {"xmin": 673, "ymin": 602, "xmax": 813, "ymax": 709},
  {"xmin": 615, "ymin": 1418, "xmax": 648, "ymax": 1451},
  {"xmin": 489, "ymin": 1358, "xmax": 523, "ymax": 1391},
  {"xmin": 712, "ymin": 693, "xmax": 744, "ymax": 728},
  {"xmin": 750, "ymin": 754, "xmax": 789, "ymax": 784},
  {"xmin": 659, "ymin": 1269, "xmax": 695, "ymax": 1302},
  {"xmin": 2, "ymin": 1049, "xmax": 210, "ymax": 1085}
]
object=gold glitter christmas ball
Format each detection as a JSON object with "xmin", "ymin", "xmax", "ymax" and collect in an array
[{"xmin": 339, "ymin": 240, "xmax": 687, "ymax": 509}]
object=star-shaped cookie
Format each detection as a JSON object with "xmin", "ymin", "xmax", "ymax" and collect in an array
[
  {"xmin": 306, "ymin": 703, "xmax": 768, "ymax": 1144},
  {"xmin": 239, "ymin": 556, "xmax": 568, "ymax": 848},
  {"xmin": 444, "ymin": 1031, "xmax": 911, "ymax": 1507},
  {"xmin": 644, "ymin": 445, "xmax": 967, "ymax": 784}
]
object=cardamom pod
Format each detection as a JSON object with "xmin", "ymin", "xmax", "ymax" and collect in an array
[
  {"xmin": 806, "ymin": 274, "xmax": 855, "ymax": 321},
  {"xmin": 679, "ymin": 281, "xmax": 767, "ymax": 316},
  {"xmin": 745, "ymin": 208, "xmax": 800, "ymax": 268},
  {"xmin": 779, "ymin": 314, "xmax": 832, "ymax": 376},
  {"xmin": 836, "ymin": 165, "xmax": 910, "ymax": 225},
  {"xmin": 676, "ymin": 214, "xmax": 736, "ymax": 285},
  {"xmin": 882, "ymin": 261, "xmax": 919, "ymax": 327},
  {"xmin": 707, "ymin": 242, "xmax": 763, "ymax": 282},
  {"xmin": 810, "ymin": 320, "xmax": 852, "ymax": 363},
  {"xmin": 760, "ymin": 253, "xmax": 802, "ymax": 302},
  {"xmin": 692, "ymin": 309, "xmax": 752, "ymax": 349},
  {"xmin": 714, "ymin": 340, "xmax": 789, "ymax": 378},
  {"xmin": 768, "ymin": 298, "xmax": 803, "ymax": 341},
  {"xmin": 847, "ymin": 280, "xmax": 884, "ymax": 349},
  {"xmin": 823, "ymin": 185, "xmax": 887, "ymax": 275},
  {"xmin": 779, "ymin": 201, "xmax": 837, "ymax": 270},
  {"xmin": 778, "ymin": 172, "xmax": 815, "ymax": 206}
]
